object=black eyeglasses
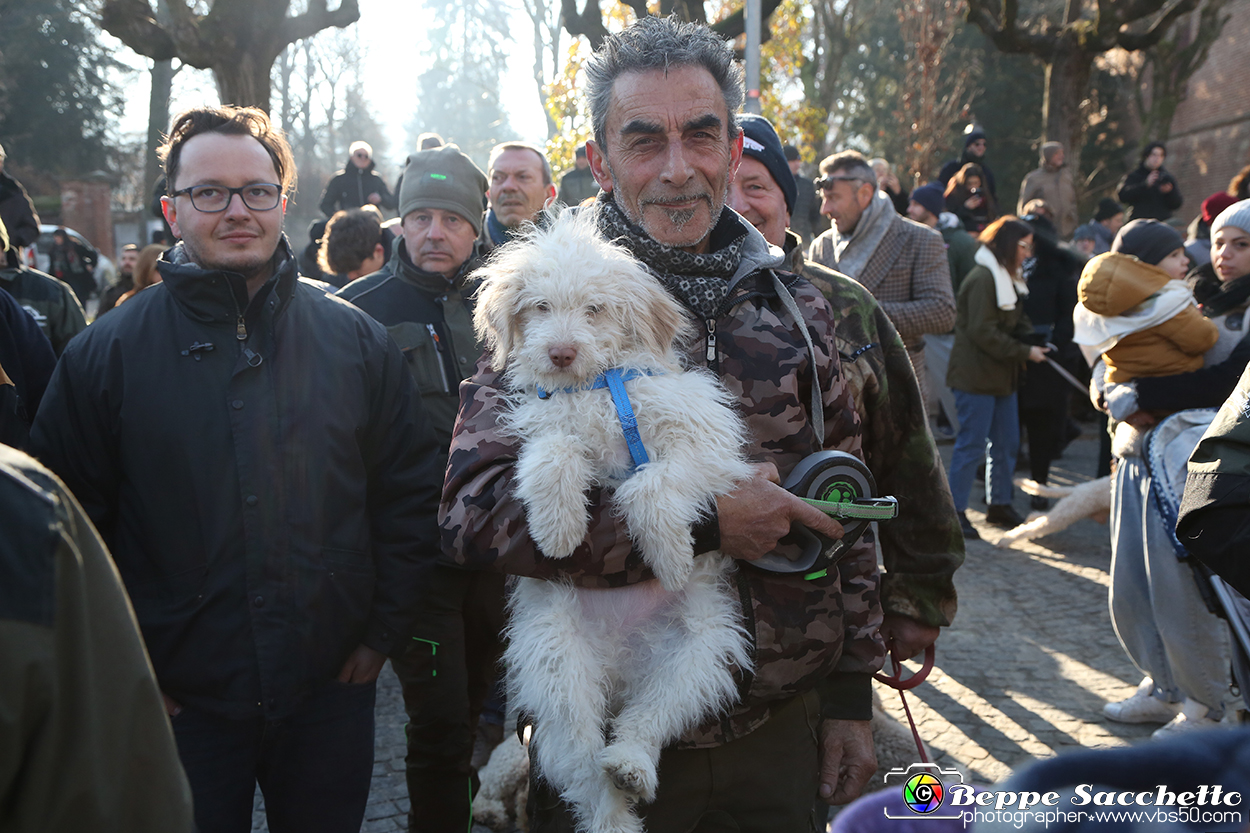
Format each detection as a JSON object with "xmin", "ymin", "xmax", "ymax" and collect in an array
[
  {"xmin": 814, "ymin": 175, "xmax": 864, "ymax": 192},
  {"xmin": 171, "ymin": 183, "xmax": 283, "ymax": 213}
]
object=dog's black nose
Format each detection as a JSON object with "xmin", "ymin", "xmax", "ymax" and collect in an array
[{"xmin": 549, "ymin": 345, "xmax": 577, "ymax": 368}]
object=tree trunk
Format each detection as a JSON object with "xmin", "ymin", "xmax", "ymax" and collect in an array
[
  {"xmin": 146, "ymin": 59, "xmax": 175, "ymax": 203},
  {"xmin": 1042, "ymin": 40, "xmax": 1093, "ymax": 186},
  {"xmin": 213, "ymin": 50, "xmax": 279, "ymax": 111}
]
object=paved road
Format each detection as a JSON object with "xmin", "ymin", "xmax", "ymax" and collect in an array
[{"xmin": 253, "ymin": 434, "xmax": 1166, "ymax": 830}]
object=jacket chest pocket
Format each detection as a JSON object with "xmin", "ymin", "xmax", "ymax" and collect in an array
[{"xmin": 388, "ymin": 321, "xmax": 450, "ymax": 397}]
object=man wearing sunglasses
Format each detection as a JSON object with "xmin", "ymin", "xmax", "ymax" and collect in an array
[
  {"xmin": 808, "ymin": 151, "xmax": 955, "ymax": 412},
  {"xmin": 319, "ymin": 140, "xmax": 397, "ymax": 217},
  {"xmin": 31, "ymin": 106, "xmax": 443, "ymax": 833}
]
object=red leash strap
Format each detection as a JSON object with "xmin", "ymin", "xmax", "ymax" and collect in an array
[{"xmin": 873, "ymin": 643, "xmax": 935, "ymax": 764}]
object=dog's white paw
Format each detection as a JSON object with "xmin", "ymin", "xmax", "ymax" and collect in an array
[
  {"xmin": 528, "ymin": 507, "xmax": 589, "ymax": 558},
  {"xmin": 599, "ymin": 742, "xmax": 658, "ymax": 804}
]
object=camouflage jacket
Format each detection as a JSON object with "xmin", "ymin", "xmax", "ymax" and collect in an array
[
  {"xmin": 439, "ymin": 220, "xmax": 884, "ymax": 747},
  {"xmin": 786, "ymin": 233, "xmax": 963, "ymax": 629}
]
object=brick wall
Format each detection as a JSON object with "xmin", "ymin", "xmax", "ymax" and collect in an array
[
  {"xmin": 60, "ymin": 177, "xmax": 114, "ymax": 259},
  {"xmin": 1164, "ymin": 0, "xmax": 1250, "ymax": 223}
]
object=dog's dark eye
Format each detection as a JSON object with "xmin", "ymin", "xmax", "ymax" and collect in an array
[
  {"xmin": 535, "ymin": 301, "xmax": 551, "ymax": 312},
  {"xmin": 587, "ymin": 304, "xmax": 601, "ymax": 316}
]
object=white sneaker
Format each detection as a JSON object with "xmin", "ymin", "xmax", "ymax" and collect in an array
[
  {"xmin": 1103, "ymin": 677, "xmax": 1182, "ymax": 724},
  {"xmin": 1151, "ymin": 699, "xmax": 1222, "ymax": 740}
]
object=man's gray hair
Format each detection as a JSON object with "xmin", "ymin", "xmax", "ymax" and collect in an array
[
  {"xmin": 488, "ymin": 142, "xmax": 553, "ymax": 186},
  {"xmin": 819, "ymin": 150, "xmax": 878, "ymax": 189},
  {"xmin": 584, "ymin": 16, "xmax": 744, "ymax": 149}
]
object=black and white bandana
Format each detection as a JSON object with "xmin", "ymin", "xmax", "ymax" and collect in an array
[{"xmin": 594, "ymin": 193, "xmax": 748, "ymax": 320}]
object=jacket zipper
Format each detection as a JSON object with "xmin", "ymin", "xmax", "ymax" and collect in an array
[
  {"xmin": 236, "ymin": 309, "xmax": 262, "ymax": 367},
  {"xmin": 427, "ymin": 323, "xmax": 451, "ymax": 393},
  {"xmin": 705, "ymin": 318, "xmax": 718, "ymax": 372}
]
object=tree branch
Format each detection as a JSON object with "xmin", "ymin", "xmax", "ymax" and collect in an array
[
  {"xmin": 99, "ymin": 0, "xmax": 179, "ymax": 60},
  {"xmin": 561, "ymin": 0, "xmax": 610, "ymax": 48},
  {"xmin": 965, "ymin": 0, "xmax": 1057, "ymax": 57},
  {"xmin": 281, "ymin": 0, "xmax": 360, "ymax": 45},
  {"xmin": 710, "ymin": 0, "xmax": 784, "ymax": 41},
  {"xmin": 1117, "ymin": 0, "xmax": 1199, "ymax": 50}
]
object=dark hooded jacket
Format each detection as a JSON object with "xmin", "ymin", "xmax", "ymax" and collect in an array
[
  {"xmin": 0, "ymin": 281, "xmax": 56, "ymax": 448},
  {"xmin": 319, "ymin": 159, "xmax": 397, "ymax": 217},
  {"xmin": 30, "ymin": 238, "xmax": 443, "ymax": 721}
]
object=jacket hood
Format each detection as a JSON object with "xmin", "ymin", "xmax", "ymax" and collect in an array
[
  {"xmin": 1078, "ymin": 251, "xmax": 1171, "ymax": 316},
  {"xmin": 729, "ymin": 208, "xmax": 785, "ymax": 285}
]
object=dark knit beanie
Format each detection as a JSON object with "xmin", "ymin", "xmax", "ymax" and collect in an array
[
  {"xmin": 399, "ymin": 144, "xmax": 488, "ymax": 234},
  {"xmin": 909, "ymin": 184, "xmax": 945, "ymax": 220},
  {"xmin": 963, "ymin": 124, "xmax": 987, "ymax": 148},
  {"xmin": 739, "ymin": 115, "xmax": 796, "ymax": 215},
  {"xmin": 1094, "ymin": 197, "xmax": 1123, "ymax": 223},
  {"xmin": 1112, "ymin": 219, "xmax": 1185, "ymax": 266}
]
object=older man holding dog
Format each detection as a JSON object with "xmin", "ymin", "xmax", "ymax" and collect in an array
[{"xmin": 441, "ymin": 16, "xmax": 884, "ymax": 831}]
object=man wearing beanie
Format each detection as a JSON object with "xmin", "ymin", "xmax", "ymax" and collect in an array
[
  {"xmin": 731, "ymin": 114, "xmax": 963, "ymax": 699},
  {"xmin": 1018, "ymin": 141, "xmax": 1078, "ymax": 238},
  {"xmin": 336, "ymin": 144, "xmax": 502, "ymax": 833},
  {"xmin": 1074, "ymin": 218, "xmax": 1218, "ymax": 385}
]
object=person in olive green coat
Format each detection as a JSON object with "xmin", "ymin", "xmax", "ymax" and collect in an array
[
  {"xmin": 946, "ymin": 216, "xmax": 1050, "ymax": 538},
  {"xmin": 0, "ymin": 443, "xmax": 193, "ymax": 832}
]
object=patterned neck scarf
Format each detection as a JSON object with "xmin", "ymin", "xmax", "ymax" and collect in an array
[{"xmin": 594, "ymin": 193, "xmax": 747, "ymax": 320}]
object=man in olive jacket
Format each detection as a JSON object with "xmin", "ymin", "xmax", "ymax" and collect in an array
[
  {"xmin": 0, "ymin": 444, "xmax": 194, "ymax": 833},
  {"xmin": 31, "ymin": 106, "xmax": 443, "ymax": 833}
]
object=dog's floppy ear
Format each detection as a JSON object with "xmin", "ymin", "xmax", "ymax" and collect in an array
[
  {"xmin": 627, "ymin": 266, "xmax": 689, "ymax": 358},
  {"xmin": 473, "ymin": 267, "xmax": 524, "ymax": 370}
]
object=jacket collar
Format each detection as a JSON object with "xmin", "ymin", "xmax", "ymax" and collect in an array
[{"xmin": 157, "ymin": 235, "xmax": 299, "ymax": 326}]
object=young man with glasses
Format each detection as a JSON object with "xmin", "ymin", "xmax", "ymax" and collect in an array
[
  {"xmin": 319, "ymin": 140, "xmax": 397, "ymax": 217},
  {"xmin": 31, "ymin": 106, "xmax": 444, "ymax": 833}
]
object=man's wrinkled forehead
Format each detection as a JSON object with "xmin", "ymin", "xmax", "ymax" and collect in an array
[{"xmin": 606, "ymin": 67, "xmax": 732, "ymax": 140}]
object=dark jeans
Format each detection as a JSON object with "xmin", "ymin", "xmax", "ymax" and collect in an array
[
  {"xmin": 171, "ymin": 679, "xmax": 376, "ymax": 833},
  {"xmin": 391, "ymin": 566, "xmax": 507, "ymax": 833},
  {"xmin": 528, "ymin": 690, "xmax": 823, "ymax": 833}
]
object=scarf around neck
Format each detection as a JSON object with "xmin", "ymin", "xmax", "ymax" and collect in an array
[
  {"xmin": 830, "ymin": 189, "xmax": 895, "ymax": 279},
  {"xmin": 974, "ymin": 244, "xmax": 1029, "ymax": 311},
  {"xmin": 1194, "ymin": 266, "xmax": 1250, "ymax": 317},
  {"xmin": 594, "ymin": 194, "xmax": 747, "ymax": 320}
]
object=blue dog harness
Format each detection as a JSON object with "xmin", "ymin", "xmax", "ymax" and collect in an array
[{"xmin": 536, "ymin": 368, "xmax": 658, "ymax": 470}]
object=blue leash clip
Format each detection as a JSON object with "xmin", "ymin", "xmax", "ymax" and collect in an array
[{"xmin": 536, "ymin": 368, "xmax": 656, "ymax": 471}]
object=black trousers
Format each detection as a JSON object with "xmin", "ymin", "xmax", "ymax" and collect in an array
[
  {"xmin": 391, "ymin": 566, "xmax": 507, "ymax": 833},
  {"xmin": 172, "ymin": 679, "xmax": 376, "ymax": 833},
  {"xmin": 528, "ymin": 690, "xmax": 823, "ymax": 833}
]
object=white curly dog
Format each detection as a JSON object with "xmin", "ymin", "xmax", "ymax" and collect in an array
[{"xmin": 472, "ymin": 209, "xmax": 754, "ymax": 833}]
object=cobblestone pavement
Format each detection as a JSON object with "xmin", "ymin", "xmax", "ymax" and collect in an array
[
  {"xmin": 873, "ymin": 433, "xmax": 1152, "ymax": 788},
  {"xmin": 253, "ymin": 434, "xmax": 1157, "ymax": 830}
]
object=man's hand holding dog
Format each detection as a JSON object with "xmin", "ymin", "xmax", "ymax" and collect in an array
[
  {"xmin": 818, "ymin": 718, "xmax": 876, "ymax": 805},
  {"xmin": 716, "ymin": 463, "xmax": 844, "ymax": 560}
]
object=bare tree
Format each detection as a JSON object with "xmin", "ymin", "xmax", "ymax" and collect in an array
[
  {"xmin": 965, "ymin": 0, "xmax": 1204, "ymax": 178},
  {"xmin": 99, "ymin": 0, "xmax": 361, "ymax": 111},
  {"xmin": 1133, "ymin": 0, "xmax": 1231, "ymax": 146},
  {"xmin": 521, "ymin": 0, "xmax": 563, "ymax": 139},
  {"xmin": 895, "ymin": 0, "xmax": 978, "ymax": 188}
]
